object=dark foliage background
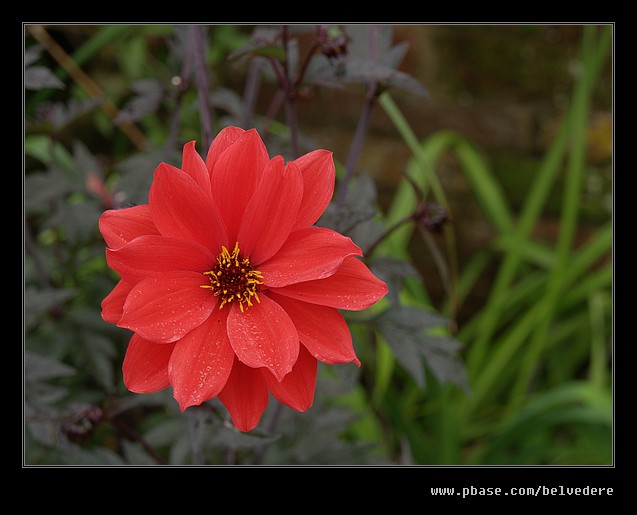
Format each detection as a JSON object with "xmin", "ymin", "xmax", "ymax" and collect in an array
[{"xmin": 23, "ymin": 24, "xmax": 612, "ymax": 468}]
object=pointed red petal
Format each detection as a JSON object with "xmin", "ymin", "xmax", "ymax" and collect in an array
[
  {"xmin": 268, "ymin": 292, "xmax": 360, "ymax": 366},
  {"xmin": 209, "ymin": 129, "xmax": 269, "ymax": 242},
  {"xmin": 218, "ymin": 358, "xmax": 270, "ymax": 432},
  {"xmin": 259, "ymin": 227, "xmax": 362, "ymax": 287},
  {"xmin": 226, "ymin": 294, "xmax": 299, "ymax": 382},
  {"xmin": 271, "ymin": 256, "xmax": 388, "ymax": 310},
  {"xmin": 149, "ymin": 163, "xmax": 228, "ymax": 253},
  {"xmin": 106, "ymin": 235, "xmax": 214, "ymax": 285},
  {"xmin": 101, "ymin": 280, "xmax": 132, "ymax": 324},
  {"xmin": 99, "ymin": 204, "xmax": 159, "ymax": 249},
  {"xmin": 118, "ymin": 271, "xmax": 217, "ymax": 343},
  {"xmin": 182, "ymin": 140, "xmax": 212, "ymax": 196},
  {"xmin": 169, "ymin": 309, "xmax": 235, "ymax": 410},
  {"xmin": 205, "ymin": 126, "xmax": 246, "ymax": 175},
  {"xmin": 264, "ymin": 345, "xmax": 317, "ymax": 412},
  {"xmin": 122, "ymin": 333, "xmax": 175, "ymax": 393},
  {"xmin": 237, "ymin": 157, "xmax": 303, "ymax": 265},
  {"xmin": 290, "ymin": 150, "xmax": 335, "ymax": 230}
]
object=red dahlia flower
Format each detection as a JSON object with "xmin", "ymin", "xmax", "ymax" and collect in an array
[{"xmin": 99, "ymin": 127, "xmax": 388, "ymax": 432}]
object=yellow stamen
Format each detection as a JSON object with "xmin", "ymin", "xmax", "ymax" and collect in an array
[{"xmin": 200, "ymin": 242, "xmax": 263, "ymax": 312}]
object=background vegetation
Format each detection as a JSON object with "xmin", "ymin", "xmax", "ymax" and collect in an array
[{"xmin": 23, "ymin": 24, "xmax": 612, "ymax": 467}]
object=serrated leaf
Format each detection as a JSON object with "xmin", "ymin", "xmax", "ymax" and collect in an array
[
  {"xmin": 343, "ymin": 59, "xmax": 427, "ymax": 96},
  {"xmin": 320, "ymin": 174, "xmax": 378, "ymax": 234},
  {"xmin": 24, "ymin": 46, "xmax": 63, "ymax": 90},
  {"xmin": 25, "ymin": 350, "xmax": 76, "ymax": 382},
  {"xmin": 370, "ymin": 257, "xmax": 419, "ymax": 304},
  {"xmin": 376, "ymin": 305, "xmax": 469, "ymax": 392},
  {"xmin": 306, "ymin": 25, "xmax": 427, "ymax": 97},
  {"xmin": 378, "ymin": 317, "xmax": 426, "ymax": 387},
  {"xmin": 345, "ymin": 25, "xmax": 395, "ymax": 62},
  {"xmin": 114, "ymin": 148, "xmax": 169, "ymax": 205},
  {"xmin": 382, "ymin": 304, "xmax": 449, "ymax": 331},
  {"xmin": 420, "ymin": 334, "xmax": 469, "ymax": 393},
  {"xmin": 25, "ymin": 66, "xmax": 65, "ymax": 91},
  {"xmin": 114, "ymin": 79, "xmax": 163, "ymax": 124},
  {"xmin": 24, "ymin": 168, "xmax": 74, "ymax": 215},
  {"xmin": 228, "ymin": 26, "xmax": 285, "ymax": 62},
  {"xmin": 121, "ymin": 440, "xmax": 158, "ymax": 465},
  {"xmin": 62, "ymin": 445, "xmax": 126, "ymax": 465},
  {"xmin": 24, "ymin": 46, "xmax": 41, "ymax": 67},
  {"xmin": 144, "ymin": 417, "xmax": 188, "ymax": 448},
  {"xmin": 47, "ymin": 98, "xmax": 100, "ymax": 131},
  {"xmin": 25, "ymin": 403, "xmax": 64, "ymax": 446},
  {"xmin": 24, "ymin": 288, "xmax": 77, "ymax": 328},
  {"xmin": 43, "ymin": 201, "xmax": 102, "ymax": 244},
  {"xmin": 73, "ymin": 140, "xmax": 105, "ymax": 178},
  {"xmin": 26, "ymin": 381, "xmax": 70, "ymax": 408},
  {"xmin": 210, "ymin": 87, "xmax": 245, "ymax": 120},
  {"xmin": 82, "ymin": 332, "xmax": 117, "ymax": 391},
  {"xmin": 383, "ymin": 40, "xmax": 410, "ymax": 70}
]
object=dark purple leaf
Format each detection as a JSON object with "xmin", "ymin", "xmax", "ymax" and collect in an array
[
  {"xmin": 114, "ymin": 79, "xmax": 163, "ymax": 124},
  {"xmin": 376, "ymin": 304, "xmax": 469, "ymax": 392},
  {"xmin": 25, "ymin": 66, "xmax": 65, "ymax": 91}
]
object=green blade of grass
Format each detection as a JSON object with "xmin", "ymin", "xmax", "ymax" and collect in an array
[
  {"xmin": 588, "ymin": 291, "xmax": 610, "ymax": 390},
  {"xmin": 453, "ymin": 138, "xmax": 514, "ymax": 236},
  {"xmin": 472, "ymin": 381, "xmax": 611, "ymax": 464},
  {"xmin": 507, "ymin": 26, "xmax": 612, "ymax": 410},
  {"xmin": 465, "ymin": 239, "xmax": 611, "ymax": 411},
  {"xmin": 467, "ymin": 25, "xmax": 612, "ymax": 378}
]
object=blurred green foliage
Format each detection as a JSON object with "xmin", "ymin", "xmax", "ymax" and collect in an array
[{"xmin": 24, "ymin": 24, "xmax": 612, "ymax": 467}]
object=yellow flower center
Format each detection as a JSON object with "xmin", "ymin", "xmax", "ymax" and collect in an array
[{"xmin": 201, "ymin": 242, "xmax": 264, "ymax": 312}]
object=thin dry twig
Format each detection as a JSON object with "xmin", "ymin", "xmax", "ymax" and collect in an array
[{"xmin": 28, "ymin": 25, "xmax": 147, "ymax": 151}]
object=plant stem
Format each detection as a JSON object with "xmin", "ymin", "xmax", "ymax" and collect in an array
[
  {"xmin": 28, "ymin": 25, "xmax": 147, "ymax": 151},
  {"xmin": 335, "ymin": 90, "xmax": 377, "ymax": 209},
  {"xmin": 294, "ymin": 40, "xmax": 319, "ymax": 89},
  {"xmin": 284, "ymin": 96, "xmax": 300, "ymax": 158},
  {"xmin": 164, "ymin": 31, "xmax": 192, "ymax": 161},
  {"xmin": 188, "ymin": 25, "xmax": 214, "ymax": 149},
  {"xmin": 252, "ymin": 402, "xmax": 284, "ymax": 465},
  {"xmin": 335, "ymin": 25, "xmax": 380, "ymax": 209},
  {"xmin": 365, "ymin": 212, "xmax": 414, "ymax": 257},
  {"xmin": 281, "ymin": 26, "xmax": 300, "ymax": 158},
  {"xmin": 242, "ymin": 59, "xmax": 263, "ymax": 128},
  {"xmin": 110, "ymin": 417, "xmax": 167, "ymax": 465},
  {"xmin": 418, "ymin": 224, "xmax": 457, "ymax": 334}
]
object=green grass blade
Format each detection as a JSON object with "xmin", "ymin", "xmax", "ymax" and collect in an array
[
  {"xmin": 588, "ymin": 292, "xmax": 610, "ymax": 390},
  {"xmin": 453, "ymin": 139, "xmax": 514, "ymax": 235},
  {"xmin": 508, "ymin": 26, "xmax": 611, "ymax": 409}
]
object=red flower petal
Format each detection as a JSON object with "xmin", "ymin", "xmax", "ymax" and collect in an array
[
  {"xmin": 123, "ymin": 333, "xmax": 175, "ymax": 393},
  {"xmin": 259, "ymin": 227, "xmax": 362, "ymax": 287},
  {"xmin": 169, "ymin": 309, "xmax": 235, "ymax": 411},
  {"xmin": 290, "ymin": 150, "xmax": 335, "ymax": 230},
  {"xmin": 226, "ymin": 293, "xmax": 299, "ymax": 382},
  {"xmin": 182, "ymin": 141, "xmax": 212, "ymax": 196},
  {"xmin": 237, "ymin": 157, "xmax": 303, "ymax": 265},
  {"xmin": 118, "ymin": 271, "xmax": 217, "ymax": 343},
  {"xmin": 218, "ymin": 357, "xmax": 270, "ymax": 432},
  {"xmin": 209, "ymin": 129, "xmax": 269, "ymax": 242},
  {"xmin": 264, "ymin": 344, "xmax": 317, "ymax": 412},
  {"xmin": 101, "ymin": 279, "xmax": 132, "ymax": 324},
  {"xmin": 268, "ymin": 292, "xmax": 360, "ymax": 366},
  {"xmin": 271, "ymin": 256, "xmax": 388, "ymax": 310},
  {"xmin": 99, "ymin": 204, "xmax": 159, "ymax": 250},
  {"xmin": 205, "ymin": 126, "xmax": 246, "ymax": 176},
  {"xmin": 106, "ymin": 235, "xmax": 214, "ymax": 285},
  {"xmin": 149, "ymin": 162, "xmax": 228, "ymax": 253}
]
